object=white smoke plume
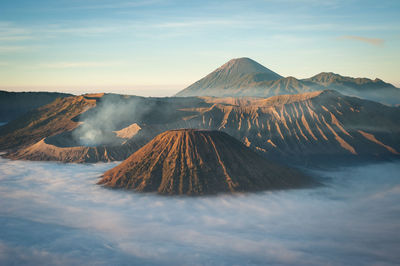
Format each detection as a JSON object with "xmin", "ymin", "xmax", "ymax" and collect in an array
[{"xmin": 72, "ymin": 95, "xmax": 153, "ymax": 146}]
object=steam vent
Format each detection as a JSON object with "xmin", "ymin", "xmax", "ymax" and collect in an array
[{"xmin": 98, "ymin": 129, "xmax": 313, "ymax": 195}]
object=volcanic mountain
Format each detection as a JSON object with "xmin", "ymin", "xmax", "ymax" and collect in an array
[
  {"xmin": 176, "ymin": 58, "xmax": 400, "ymax": 105},
  {"xmin": 98, "ymin": 129, "xmax": 313, "ymax": 195},
  {"xmin": 176, "ymin": 57, "xmax": 283, "ymax": 97},
  {"xmin": 3, "ymin": 90, "xmax": 400, "ymax": 165}
]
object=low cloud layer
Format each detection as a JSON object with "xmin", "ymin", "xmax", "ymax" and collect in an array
[{"xmin": 0, "ymin": 158, "xmax": 399, "ymax": 265}]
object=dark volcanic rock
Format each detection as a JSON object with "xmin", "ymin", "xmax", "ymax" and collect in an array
[{"xmin": 98, "ymin": 129, "xmax": 313, "ymax": 195}]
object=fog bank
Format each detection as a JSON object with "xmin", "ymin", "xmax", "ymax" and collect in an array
[{"xmin": 0, "ymin": 158, "xmax": 399, "ymax": 265}]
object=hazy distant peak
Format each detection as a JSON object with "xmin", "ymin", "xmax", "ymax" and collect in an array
[
  {"xmin": 309, "ymin": 72, "xmax": 344, "ymax": 82},
  {"xmin": 308, "ymin": 72, "xmax": 394, "ymax": 86}
]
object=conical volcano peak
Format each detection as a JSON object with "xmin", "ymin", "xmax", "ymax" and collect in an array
[
  {"xmin": 176, "ymin": 58, "xmax": 283, "ymax": 97},
  {"xmin": 214, "ymin": 57, "xmax": 282, "ymax": 78},
  {"xmin": 216, "ymin": 57, "xmax": 279, "ymax": 75},
  {"xmin": 98, "ymin": 129, "xmax": 313, "ymax": 195}
]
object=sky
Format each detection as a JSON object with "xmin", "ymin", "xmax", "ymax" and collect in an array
[{"xmin": 0, "ymin": 0, "xmax": 399, "ymax": 96}]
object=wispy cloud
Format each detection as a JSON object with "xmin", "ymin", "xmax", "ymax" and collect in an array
[
  {"xmin": 0, "ymin": 45, "xmax": 31, "ymax": 53},
  {"xmin": 0, "ymin": 36, "xmax": 32, "ymax": 41},
  {"xmin": 0, "ymin": 20, "xmax": 123, "ymax": 40},
  {"xmin": 0, "ymin": 22, "xmax": 32, "ymax": 42},
  {"xmin": 155, "ymin": 19, "xmax": 240, "ymax": 29},
  {"xmin": 42, "ymin": 25, "xmax": 122, "ymax": 35},
  {"xmin": 36, "ymin": 61, "xmax": 123, "ymax": 69},
  {"xmin": 0, "ymin": 18, "xmax": 395, "ymax": 45},
  {"xmin": 56, "ymin": 0, "xmax": 161, "ymax": 10},
  {"xmin": 340, "ymin": 35, "xmax": 384, "ymax": 46}
]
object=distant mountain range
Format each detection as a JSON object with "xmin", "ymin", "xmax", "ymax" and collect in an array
[
  {"xmin": 176, "ymin": 58, "xmax": 400, "ymax": 105},
  {"xmin": 0, "ymin": 90, "xmax": 72, "ymax": 123},
  {"xmin": 3, "ymin": 91, "xmax": 399, "ymax": 165}
]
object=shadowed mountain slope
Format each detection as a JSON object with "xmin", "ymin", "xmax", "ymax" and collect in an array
[
  {"xmin": 98, "ymin": 129, "xmax": 313, "ymax": 195},
  {"xmin": 0, "ymin": 90, "xmax": 72, "ymax": 123}
]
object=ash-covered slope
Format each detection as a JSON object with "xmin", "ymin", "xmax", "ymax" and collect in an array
[
  {"xmin": 176, "ymin": 58, "xmax": 400, "ymax": 105},
  {"xmin": 98, "ymin": 129, "xmax": 312, "ymax": 195}
]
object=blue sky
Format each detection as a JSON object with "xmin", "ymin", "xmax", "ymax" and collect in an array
[{"xmin": 0, "ymin": 0, "xmax": 399, "ymax": 95}]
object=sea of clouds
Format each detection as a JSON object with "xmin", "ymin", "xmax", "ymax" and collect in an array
[{"xmin": 0, "ymin": 157, "xmax": 399, "ymax": 265}]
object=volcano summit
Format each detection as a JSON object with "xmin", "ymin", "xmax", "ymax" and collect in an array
[{"xmin": 98, "ymin": 129, "xmax": 313, "ymax": 195}]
